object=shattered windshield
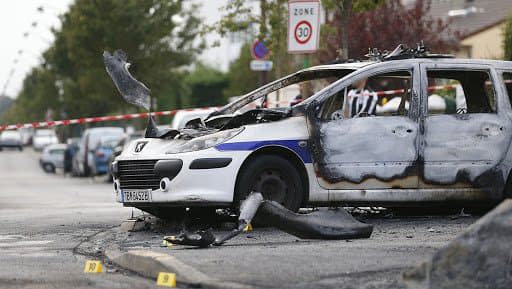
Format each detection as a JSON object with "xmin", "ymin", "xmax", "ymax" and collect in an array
[{"xmin": 211, "ymin": 68, "xmax": 356, "ymax": 117}]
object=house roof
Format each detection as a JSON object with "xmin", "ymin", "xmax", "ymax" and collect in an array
[{"xmin": 428, "ymin": 0, "xmax": 512, "ymax": 38}]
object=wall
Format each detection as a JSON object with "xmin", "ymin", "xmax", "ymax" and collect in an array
[{"xmin": 456, "ymin": 23, "xmax": 505, "ymax": 59}]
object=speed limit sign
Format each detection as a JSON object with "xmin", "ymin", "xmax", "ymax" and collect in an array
[{"xmin": 288, "ymin": 0, "xmax": 320, "ymax": 53}]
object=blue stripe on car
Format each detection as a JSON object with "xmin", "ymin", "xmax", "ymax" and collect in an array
[{"xmin": 215, "ymin": 140, "xmax": 312, "ymax": 163}]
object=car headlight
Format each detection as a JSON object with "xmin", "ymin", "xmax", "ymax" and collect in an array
[{"xmin": 166, "ymin": 127, "xmax": 244, "ymax": 154}]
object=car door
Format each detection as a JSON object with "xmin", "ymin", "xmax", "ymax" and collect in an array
[
  {"xmin": 307, "ymin": 63, "xmax": 421, "ymax": 197},
  {"xmin": 418, "ymin": 63, "xmax": 511, "ymax": 198}
]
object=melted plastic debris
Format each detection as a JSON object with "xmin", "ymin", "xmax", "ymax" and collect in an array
[{"xmin": 103, "ymin": 50, "xmax": 151, "ymax": 110}]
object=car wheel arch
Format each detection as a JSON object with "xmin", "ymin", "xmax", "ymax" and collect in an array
[{"xmin": 233, "ymin": 145, "xmax": 310, "ymax": 207}]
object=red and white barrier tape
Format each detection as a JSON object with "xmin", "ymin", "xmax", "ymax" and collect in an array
[
  {"xmin": 3, "ymin": 79, "xmax": 510, "ymax": 131},
  {"xmin": 0, "ymin": 106, "xmax": 218, "ymax": 132}
]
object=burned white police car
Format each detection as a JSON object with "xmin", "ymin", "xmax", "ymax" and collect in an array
[{"xmin": 104, "ymin": 45, "xmax": 512, "ymax": 217}]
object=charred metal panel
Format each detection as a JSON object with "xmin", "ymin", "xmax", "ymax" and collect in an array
[
  {"xmin": 417, "ymin": 63, "xmax": 512, "ymax": 199},
  {"xmin": 317, "ymin": 116, "xmax": 419, "ymax": 188},
  {"xmin": 421, "ymin": 114, "xmax": 510, "ymax": 196},
  {"xmin": 307, "ymin": 60, "xmax": 512, "ymax": 202}
]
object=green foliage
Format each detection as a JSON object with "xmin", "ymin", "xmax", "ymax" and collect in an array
[
  {"xmin": 4, "ymin": 0, "xmax": 203, "ymax": 124},
  {"xmin": 2, "ymin": 67, "xmax": 59, "ymax": 123},
  {"xmin": 504, "ymin": 13, "xmax": 512, "ymax": 61},
  {"xmin": 223, "ymin": 43, "xmax": 261, "ymax": 98},
  {"xmin": 0, "ymin": 96, "xmax": 14, "ymax": 120},
  {"xmin": 321, "ymin": 0, "xmax": 384, "ymax": 12},
  {"xmin": 207, "ymin": 0, "xmax": 296, "ymax": 80},
  {"xmin": 183, "ymin": 64, "xmax": 228, "ymax": 107}
]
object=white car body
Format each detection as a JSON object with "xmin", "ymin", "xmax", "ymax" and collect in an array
[
  {"xmin": 33, "ymin": 129, "xmax": 59, "ymax": 151},
  {"xmin": 0, "ymin": 130, "xmax": 23, "ymax": 150},
  {"xmin": 170, "ymin": 109, "xmax": 217, "ymax": 129},
  {"xmin": 114, "ymin": 116, "xmax": 322, "ymax": 207},
  {"xmin": 40, "ymin": 143, "xmax": 67, "ymax": 172},
  {"xmin": 112, "ymin": 58, "xmax": 512, "ymax": 212}
]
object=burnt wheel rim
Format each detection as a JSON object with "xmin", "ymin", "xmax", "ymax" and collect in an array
[{"xmin": 251, "ymin": 168, "xmax": 290, "ymax": 205}]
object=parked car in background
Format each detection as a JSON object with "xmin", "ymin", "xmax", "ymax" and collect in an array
[
  {"xmin": 39, "ymin": 144, "xmax": 67, "ymax": 173},
  {"xmin": 18, "ymin": 127, "xmax": 34, "ymax": 146},
  {"xmin": 32, "ymin": 129, "xmax": 59, "ymax": 151},
  {"xmin": 0, "ymin": 130, "xmax": 23, "ymax": 151},
  {"xmin": 73, "ymin": 127, "xmax": 125, "ymax": 177},
  {"xmin": 64, "ymin": 137, "xmax": 80, "ymax": 174},
  {"xmin": 170, "ymin": 109, "xmax": 217, "ymax": 129},
  {"xmin": 91, "ymin": 135, "xmax": 125, "ymax": 176}
]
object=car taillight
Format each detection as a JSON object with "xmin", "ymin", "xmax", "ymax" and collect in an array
[{"xmin": 96, "ymin": 151, "xmax": 105, "ymax": 158}]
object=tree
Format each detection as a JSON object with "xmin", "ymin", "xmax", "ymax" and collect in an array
[
  {"xmin": 183, "ymin": 64, "xmax": 228, "ymax": 107},
  {"xmin": 4, "ymin": 0, "xmax": 204, "ymax": 125},
  {"xmin": 321, "ymin": 0, "xmax": 385, "ymax": 59},
  {"xmin": 223, "ymin": 43, "xmax": 261, "ymax": 98},
  {"xmin": 2, "ymin": 67, "xmax": 59, "ymax": 123},
  {"xmin": 318, "ymin": 0, "xmax": 460, "ymax": 63},
  {"xmin": 504, "ymin": 13, "xmax": 512, "ymax": 61},
  {"xmin": 207, "ymin": 0, "xmax": 296, "ymax": 80}
]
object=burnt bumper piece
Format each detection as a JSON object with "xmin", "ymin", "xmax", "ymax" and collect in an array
[
  {"xmin": 256, "ymin": 201, "xmax": 373, "ymax": 240},
  {"xmin": 166, "ymin": 192, "xmax": 373, "ymax": 247}
]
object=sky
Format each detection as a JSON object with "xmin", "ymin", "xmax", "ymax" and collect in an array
[
  {"xmin": 0, "ymin": 0, "xmax": 247, "ymax": 99},
  {"xmin": 0, "ymin": 1, "xmax": 73, "ymax": 98}
]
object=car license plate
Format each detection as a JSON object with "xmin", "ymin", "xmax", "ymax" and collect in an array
[{"xmin": 122, "ymin": 189, "xmax": 152, "ymax": 202}]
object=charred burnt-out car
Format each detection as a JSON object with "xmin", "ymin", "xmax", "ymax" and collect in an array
[{"xmin": 109, "ymin": 47, "xmax": 512, "ymax": 216}]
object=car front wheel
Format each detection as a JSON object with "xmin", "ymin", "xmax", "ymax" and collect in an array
[
  {"xmin": 43, "ymin": 163, "xmax": 55, "ymax": 173},
  {"xmin": 236, "ymin": 154, "xmax": 305, "ymax": 212}
]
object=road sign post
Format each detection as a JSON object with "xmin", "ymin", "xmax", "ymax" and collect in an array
[{"xmin": 288, "ymin": 0, "xmax": 321, "ymax": 54}]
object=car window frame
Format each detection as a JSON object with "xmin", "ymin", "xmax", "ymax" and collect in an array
[
  {"xmin": 419, "ymin": 62, "xmax": 501, "ymax": 118},
  {"xmin": 497, "ymin": 69, "xmax": 512, "ymax": 114},
  {"xmin": 308, "ymin": 61, "xmax": 420, "ymax": 122}
]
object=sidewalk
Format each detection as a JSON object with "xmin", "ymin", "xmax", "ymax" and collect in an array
[{"xmin": 92, "ymin": 213, "xmax": 477, "ymax": 289}]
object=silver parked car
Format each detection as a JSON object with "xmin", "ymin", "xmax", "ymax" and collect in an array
[
  {"xmin": 0, "ymin": 130, "xmax": 23, "ymax": 151},
  {"xmin": 73, "ymin": 127, "xmax": 125, "ymax": 177},
  {"xmin": 33, "ymin": 129, "xmax": 59, "ymax": 151},
  {"xmin": 39, "ymin": 144, "xmax": 67, "ymax": 173}
]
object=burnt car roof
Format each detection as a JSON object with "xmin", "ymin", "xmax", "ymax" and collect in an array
[{"xmin": 210, "ymin": 58, "xmax": 512, "ymax": 118}]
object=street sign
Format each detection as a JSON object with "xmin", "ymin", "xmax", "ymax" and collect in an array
[
  {"xmin": 251, "ymin": 39, "xmax": 270, "ymax": 60},
  {"xmin": 288, "ymin": 0, "xmax": 321, "ymax": 53},
  {"xmin": 250, "ymin": 60, "xmax": 273, "ymax": 71}
]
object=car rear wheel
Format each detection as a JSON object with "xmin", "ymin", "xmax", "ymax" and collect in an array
[{"xmin": 235, "ymin": 154, "xmax": 305, "ymax": 212}]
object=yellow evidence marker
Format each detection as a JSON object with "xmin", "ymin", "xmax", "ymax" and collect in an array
[
  {"xmin": 84, "ymin": 260, "xmax": 103, "ymax": 273},
  {"xmin": 162, "ymin": 239, "xmax": 174, "ymax": 248},
  {"xmin": 156, "ymin": 272, "xmax": 177, "ymax": 287},
  {"xmin": 243, "ymin": 223, "xmax": 253, "ymax": 232}
]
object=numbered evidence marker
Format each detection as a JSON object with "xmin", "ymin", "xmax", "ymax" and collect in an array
[
  {"xmin": 84, "ymin": 260, "xmax": 103, "ymax": 273},
  {"xmin": 287, "ymin": 0, "xmax": 321, "ymax": 53},
  {"xmin": 156, "ymin": 272, "xmax": 177, "ymax": 287}
]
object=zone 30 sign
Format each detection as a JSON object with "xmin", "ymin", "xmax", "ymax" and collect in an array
[{"xmin": 288, "ymin": 0, "xmax": 321, "ymax": 53}]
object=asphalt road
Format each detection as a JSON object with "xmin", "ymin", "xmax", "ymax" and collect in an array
[
  {"xmin": 0, "ymin": 149, "xmax": 155, "ymax": 289},
  {"xmin": 0, "ymin": 149, "xmax": 481, "ymax": 289}
]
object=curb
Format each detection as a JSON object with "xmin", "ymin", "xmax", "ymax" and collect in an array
[{"xmin": 105, "ymin": 243, "xmax": 256, "ymax": 289}]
